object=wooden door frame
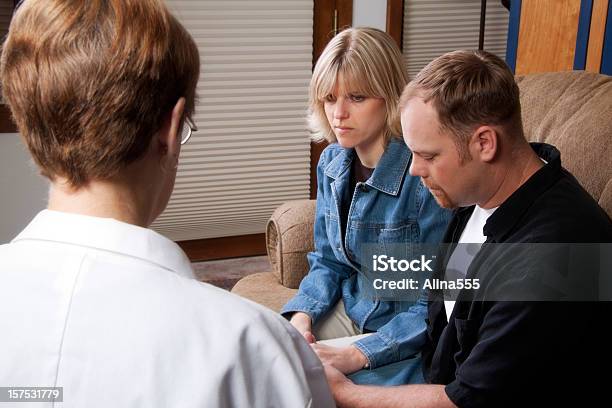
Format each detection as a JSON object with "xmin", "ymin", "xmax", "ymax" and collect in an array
[
  {"xmin": 0, "ymin": 106, "xmax": 16, "ymax": 133},
  {"xmin": 387, "ymin": 0, "xmax": 405, "ymax": 50}
]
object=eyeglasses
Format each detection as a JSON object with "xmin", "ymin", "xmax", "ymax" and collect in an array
[{"xmin": 180, "ymin": 116, "xmax": 198, "ymax": 145}]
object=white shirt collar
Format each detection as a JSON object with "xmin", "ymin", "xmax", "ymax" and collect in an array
[{"xmin": 12, "ymin": 210, "xmax": 194, "ymax": 278}]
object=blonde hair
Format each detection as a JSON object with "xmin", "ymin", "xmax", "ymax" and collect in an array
[
  {"xmin": 1, "ymin": 0, "xmax": 200, "ymax": 188},
  {"xmin": 308, "ymin": 27, "xmax": 408, "ymax": 144}
]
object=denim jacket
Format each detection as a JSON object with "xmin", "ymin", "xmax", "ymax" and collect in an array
[{"xmin": 282, "ymin": 139, "xmax": 452, "ymax": 369}]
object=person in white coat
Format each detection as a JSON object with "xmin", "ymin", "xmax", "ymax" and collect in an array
[{"xmin": 0, "ymin": 1, "xmax": 333, "ymax": 407}]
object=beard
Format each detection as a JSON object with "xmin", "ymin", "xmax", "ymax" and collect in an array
[{"xmin": 422, "ymin": 180, "xmax": 458, "ymax": 209}]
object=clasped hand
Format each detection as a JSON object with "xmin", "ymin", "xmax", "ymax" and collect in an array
[{"xmin": 289, "ymin": 312, "xmax": 368, "ymax": 374}]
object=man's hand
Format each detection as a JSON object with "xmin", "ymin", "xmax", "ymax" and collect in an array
[
  {"xmin": 289, "ymin": 312, "xmax": 316, "ymax": 344},
  {"xmin": 311, "ymin": 343, "xmax": 368, "ymax": 374},
  {"xmin": 323, "ymin": 363, "xmax": 356, "ymax": 408},
  {"xmin": 324, "ymin": 363, "xmax": 458, "ymax": 408}
]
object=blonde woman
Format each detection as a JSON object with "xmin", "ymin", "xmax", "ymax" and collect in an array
[{"xmin": 281, "ymin": 27, "xmax": 452, "ymax": 385}]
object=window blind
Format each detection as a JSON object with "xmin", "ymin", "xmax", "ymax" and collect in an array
[
  {"xmin": 152, "ymin": 0, "xmax": 313, "ymax": 241},
  {"xmin": 402, "ymin": 0, "xmax": 509, "ymax": 79}
]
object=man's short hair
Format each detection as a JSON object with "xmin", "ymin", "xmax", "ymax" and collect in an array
[
  {"xmin": 400, "ymin": 50, "xmax": 523, "ymax": 160},
  {"xmin": 1, "ymin": 0, "xmax": 200, "ymax": 187}
]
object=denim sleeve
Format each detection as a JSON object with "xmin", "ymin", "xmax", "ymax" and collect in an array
[
  {"xmin": 280, "ymin": 152, "xmax": 354, "ymax": 325},
  {"xmin": 352, "ymin": 292, "xmax": 428, "ymax": 369}
]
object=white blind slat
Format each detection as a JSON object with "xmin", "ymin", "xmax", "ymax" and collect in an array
[{"xmin": 173, "ymin": 174, "xmax": 307, "ymax": 189}]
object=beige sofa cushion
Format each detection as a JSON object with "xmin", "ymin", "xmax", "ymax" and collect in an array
[
  {"xmin": 231, "ymin": 272, "xmax": 297, "ymax": 313},
  {"xmin": 517, "ymin": 71, "xmax": 612, "ymax": 217}
]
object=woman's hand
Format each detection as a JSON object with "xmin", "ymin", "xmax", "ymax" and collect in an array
[
  {"xmin": 289, "ymin": 312, "xmax": 316, "ymax": 344},
  {"xmin": 311, "ymin": 343, "xmax": 368, "ymax": 374}
]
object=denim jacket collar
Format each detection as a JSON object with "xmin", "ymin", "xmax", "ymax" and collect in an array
[{"xmin": 323, "ymin": 138, "xmax": 411, "ymax": 196}]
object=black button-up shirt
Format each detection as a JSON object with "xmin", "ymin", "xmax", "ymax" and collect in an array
[{"xmin": 423, "ymin": 143, "xmax": 612, "ymax": 407}]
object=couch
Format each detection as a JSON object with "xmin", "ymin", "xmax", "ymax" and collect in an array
[{"xmin": 231, "ymin": 71, "xmax": 612, "ymax": 311}]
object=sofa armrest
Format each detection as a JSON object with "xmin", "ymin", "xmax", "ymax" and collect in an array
[{"xmin": 267, "ymin": 199, "xmax": 316, "ymax": 289}]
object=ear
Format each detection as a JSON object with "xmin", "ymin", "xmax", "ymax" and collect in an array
[
  {"xmin": 157, "ymin": 97, "xmax": 186, "ymax": 159},
  {"xmin": 469, "ymin": 125, "xmax": 498, "ymax": 162}
]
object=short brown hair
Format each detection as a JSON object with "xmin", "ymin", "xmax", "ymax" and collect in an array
[
  {"xmin": 308, "ymin": 27, "xmax": 409, "ymax": 144},
  {"xmin": 400, "ymin": 50, "xmax": 523, "ymax": 160},
  {"xmin": 1, "ymin": 0, "xmax": 200, "ymax": 187}
]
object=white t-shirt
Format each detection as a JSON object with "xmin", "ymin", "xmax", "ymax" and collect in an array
[
  {"xmin": 0, "ymin": 210, "xmax": 333, "ymax": 408},
  {"xmin": 444, "ymin": 205, "xmax": 497, "ymax": 321}
]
